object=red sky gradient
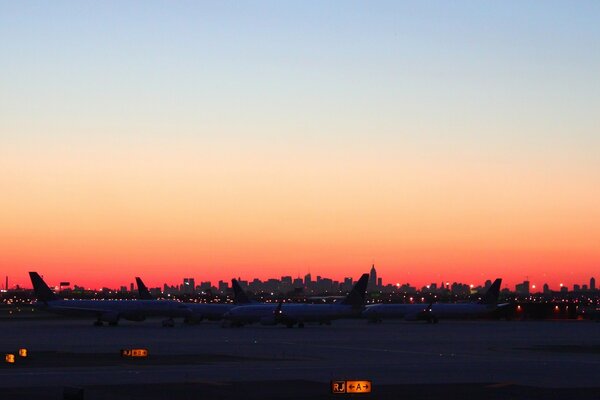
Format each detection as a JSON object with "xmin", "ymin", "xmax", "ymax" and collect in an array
[
  {"xmin": 2, "ymin": 233, "xmax": 597, "ymax": 292},
  {"xmin": 2, "ymin": 150, "xmax": 598, "ymax": 292}
]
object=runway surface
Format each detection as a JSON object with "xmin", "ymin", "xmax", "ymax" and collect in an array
[{"xmin": 1, "ymin": 318, "xmax": 599, "ymax": 399}]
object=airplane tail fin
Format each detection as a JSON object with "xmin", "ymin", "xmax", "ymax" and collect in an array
[
  {"xmin": 29, "ymin": 272, "xmax": 58, "ymax": 302},
  {"xmin": 135, "ymin": 277, "xmax": 154, "ymax": 300},
  {"xmin": 231, "ymin": 279, "xmax": 252, "ymax": 304},
  {"xmin": 480, "ymin": 278, "xmax": 502, "ymax": 304},
  {"xmin": 341, "ymin": 273, "xmax": 369, "ymax": 308}
]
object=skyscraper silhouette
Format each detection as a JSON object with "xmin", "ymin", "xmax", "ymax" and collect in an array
[{"xmin": 368, "ymin": 264, "xmax": 377, "ymax": 290}]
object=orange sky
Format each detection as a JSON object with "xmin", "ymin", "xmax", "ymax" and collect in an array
[{"xmin": 1, "ymin": 137, "xmax": 598, "ymax": 291}]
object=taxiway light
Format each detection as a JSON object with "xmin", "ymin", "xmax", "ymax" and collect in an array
[{"xmin": 5, "ymin": 354, "xmax": 15, "ymax": 364}]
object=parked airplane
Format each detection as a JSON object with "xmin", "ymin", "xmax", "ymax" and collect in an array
[
  {"xmin": 362, "ymin": 278, "xmax": 506, "ymax": 323},
  {"xmin": 135, "ymin": 276, "xmax": 154, "ymax": 300},
  {"xmin": 29, "ymin": 272, "xmax": 191, "ymax": 326},
  {"xmin": 135, "ymin": 276, "xmax": 253, "ymax": 324},
  {"xmin": 223, "ymin": 273, "xmax": 369, "ymax": 328}
]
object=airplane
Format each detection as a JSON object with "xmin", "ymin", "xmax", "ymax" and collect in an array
[
  {"xmin": 223, "ymin": 273, "xmax": 369, "ymax": 328},
  {"xmin": 135, "ymin": 276, "xmax": 154, "ymax": 300},
  {"xmin": 29, "ymin": 272, "xmax": 191, "ymax": 327},
  {"xmin": 362, "ymin": 278, "xmax": 506, "ymax": 323},
  {"xmin": 135, "ymin": 276, "xmax": 253, "ymax": 324}
]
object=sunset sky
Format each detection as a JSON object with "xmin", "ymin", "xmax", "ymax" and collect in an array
[{"xmin": 1, "ymin": 1, "xmax": 599, "ymax": 291}]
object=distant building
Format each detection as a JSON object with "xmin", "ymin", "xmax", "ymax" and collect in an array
[
  {"xmin": 398, "ymin": 283, "xmax": 416, "ymax": 294},
  {"xmin": 368, "ymin": 265, "xmax": 377, "ymax": 291},
  {"xmin": 515, "ymin": 280, "xmax": 530, "ymax": 296},
  {"xmin": 280, "ymin": 276, "xmax": 293, "ymax": 293},
  {"xmin": 316, "ymin": 278, "xmax": 333, "ymax": 293},
  {"xmin": 574, "ymin": 284, "xmax": 581, "ymax": 292},
  {"xmin": 281, "ymin": 276, "xmax": 292, "ymax": 285},
  {"xmin": 293, "ymin": 277, "xmax": 303, "ymax": 288},
  {"xmin": 183, "ymin": 278, "xmax": 195, "ymax": 293},
  {"xmin": 591, "ymin": 277, "xmax": 596, "ymax": 291},
  {"xmin": 304, "ymin": 273, "xmax": 312, "ymax": 286},
  {"xmin": 451, "ymin": 282, "xmax": 470, "ymax": 296},
  {"xmin": 543, "ymin": 283, "xmax": 550, "ymax": 294},
  {"xmin": 341, "ymin": 277, "xmax": 353, "ymax": 291}
]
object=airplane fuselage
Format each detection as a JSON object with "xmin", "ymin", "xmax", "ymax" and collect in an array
[
  {"xmin": 363, "ymin": 302, "xmax": 498, "ymax": 321},
  {"xmin": 224, "ymin": 303, "xmax": 362, "ymax": 326},
  {"xmin": 34, "ymin": 299, "xmax": 191, "ymax": 322}
]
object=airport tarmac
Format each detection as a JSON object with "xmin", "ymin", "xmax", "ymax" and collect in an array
[{"xmin": 1, "ymin": 318, "xmax": 599, "ymax": 399}]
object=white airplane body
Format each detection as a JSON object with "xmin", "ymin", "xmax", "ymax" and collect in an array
[
  {"xmin": 34, "ymin": 298, "xmax": 191, "ymax": 322},
  {"xmin": 136, "ymin": 276, "xmax": 251, "ymax": 323},
  {"xmin": 224, "ymin": 273, "xmax": 369, "ymax": 328},
  {"xmin": 30, "ymin": 272, "xmax": 190, "ymax": 326},
  {"xmin": 363, "ymin": 278, "xmax": 506, "ymax": 323}
]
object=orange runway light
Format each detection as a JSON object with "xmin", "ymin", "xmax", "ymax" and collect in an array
[
  {"xmin": 5, "ymin": 354, "xmax": 15, "ymax": 364},
  {"xmin": 331, "ymin": 380, "xmax": 372, "ymax": 394},
  {"xmin": 18, "ymin": 348, "xmax": 27, "ymax": 358},
  {"xmin": 120, "ymin": 348, "xmax": 149, "ymax": 358}
]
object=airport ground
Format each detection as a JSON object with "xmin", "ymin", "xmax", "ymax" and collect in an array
[{"xmin": 1, "ymin": 317, "xmax": 599, "ymax": 399}]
